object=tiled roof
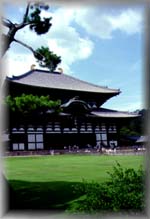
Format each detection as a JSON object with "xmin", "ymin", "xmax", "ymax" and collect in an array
[
  {"xmin": 7, "ymin": 69, "xmax": 120, "ymax": 94},
  {"xmin": 91, "ymin": 108, "xmax": 139, "ymax": 118},
  {"xmin": 136, "ymin": 136, "xmax": 149, "ymax": 143}
]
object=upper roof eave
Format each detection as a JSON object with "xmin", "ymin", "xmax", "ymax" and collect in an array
[{"xmin": 6, "ymin": 69, "xmax": 121, "ymax": 95}]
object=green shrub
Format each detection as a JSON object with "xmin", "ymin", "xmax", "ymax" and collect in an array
[
  {"xmin": 5, "ymin": 94, "xmax": 61, "ymax": 115},
  {"xmin": 106, "ymin": 162, "xmax": 145, "ymax": 211},
  {"xmin": 68, "ymin": 163, "xmax": 145, "ymax": 213}
]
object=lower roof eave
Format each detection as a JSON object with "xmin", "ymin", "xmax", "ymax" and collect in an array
[{"xmin": 90, "ymin": 110, "xmax": 139, "ymax": 119}]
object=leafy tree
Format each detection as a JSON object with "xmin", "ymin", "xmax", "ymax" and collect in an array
[
  {"xmin": 119, "ymin": 109, "xmax": 146, "ymax": 146},
  {"xmin": 2, "ymin": 2, "xmax": 61, "ymax": 71},
  {"xmin": 5, "ymin": 94, "xmax": 62, "ymax": 115},
  {"xmin": 120, "ymin": 109, "xmax": 145, "ymax": 137}
]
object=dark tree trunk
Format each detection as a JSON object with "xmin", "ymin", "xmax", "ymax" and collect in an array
[
  {"xmin": 2, "ymin": 34, "xmax": 12, "ymax": 56},
  {"xmin": 2, "ymin": 23, "xmax": 17, "ymax": 56}
]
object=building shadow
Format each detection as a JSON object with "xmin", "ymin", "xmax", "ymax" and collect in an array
[{"xmin": 4, "ymin": 177, "xmax": 83, "ymax": 210}]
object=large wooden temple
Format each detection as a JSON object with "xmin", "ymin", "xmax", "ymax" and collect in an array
[{"xmin": 4, "ymin": 69, "xmax": 138, "ymax": 151}]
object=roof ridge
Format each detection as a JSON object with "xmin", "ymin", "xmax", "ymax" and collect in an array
[
  {"xmin": 59, "ymin": 72, "xmax": 120, "ymax": 93},
  {"xmin": 8, "ymin": 69, "xmax": 120, "ymax": 93},
  {"xmin": 7, "ymin": 69, "xmax": 35, "ymax": 80},
  {"xmin": 7, "ymin": 69, "xmax": 65, "ymax": 80}
]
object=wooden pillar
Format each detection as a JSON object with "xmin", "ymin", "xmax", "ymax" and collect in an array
[
  {"xmin": 9, "ymin": 127, "xmax": 13, "ymax": 151},
  {"xmin": 34, "ymin": 125, "xmax": 37, "ymax": 151},
  {"xmin": 24, "ymin": 125, "xmax": 28, "ymax": 151},
  {"xmin": 116, "ymin": 123, "xmax": 120, "ymax": 147},
  {"xmin": 77, "ymin": 121, "xmax": 80, "ymax": 134},
  {"xmin": 106, "ymin": 123, "xmax": 109, "ymax": 147},
  {"xmin": 43, "ymin": 123, "xmax": 46, "ymax": 150}
]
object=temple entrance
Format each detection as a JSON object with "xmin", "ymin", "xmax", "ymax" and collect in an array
[{"xmin": 44, "ymin": 133, "xmax": 96, "ymax": 149}]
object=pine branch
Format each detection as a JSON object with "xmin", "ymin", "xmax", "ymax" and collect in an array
[
  {"xmin": 23, "ymin": 3, "xmax": 30, "ymax": 23},
  {"xmin": 2, "ymin": 18, "xmax": 14, "ymax": 28},
  {"xmin": 16, "ymin": 3, "xmax": 32, "ymax": 29},
  {"xmin": 13, "ymin": 38, "xmax": 45, "ymax": 61},
  {"xmin": 13, "ymin": 38, "xmax": 36, "ymax": 54}
]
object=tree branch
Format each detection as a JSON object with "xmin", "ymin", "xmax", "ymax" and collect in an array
[
  {"xmin": 13, "ymin": 38, "xmax": 36, "ymax": 54},
  {"xmin": 2, "ymin": 4, "xmax": 31, "ymax": 31},
  {"xmin": 23, "ymin": 3, "xmax": 30, "ymax": 23},
  {"xmin": 15, "ymin": 3, "xmax": 31, "ymax": 29},
  {"xmin": 13, "ymin": 38, "xmax": 45, "ymax": 61},
  {"xmin": 2, "ymin": 18, "xmax": 14, "ymax": 28}
]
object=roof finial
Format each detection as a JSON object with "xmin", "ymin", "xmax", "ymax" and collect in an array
[
  {"xmin": 31, "ymin": 64, "xmax": 36, "ymax": 70},
  {"xmin": 58, "ymin": 67, "xmax": 63, "ymax": 73},
  {"xmin": 72, "ymin": 96, "xmax": 79, "ymax": 100}
]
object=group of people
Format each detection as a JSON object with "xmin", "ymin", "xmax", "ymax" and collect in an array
[
  {"xmin": 62, "ymin": 141, "xmax": 117, "ymax": 153},
  {"xmin": 64, "ymin": 145, "xmax": 79, "ymax": 152}
]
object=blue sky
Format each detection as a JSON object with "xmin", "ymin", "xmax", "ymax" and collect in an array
[{"xmin": 3, "ymin": 2, "xmax": 144, "ymax": 112}]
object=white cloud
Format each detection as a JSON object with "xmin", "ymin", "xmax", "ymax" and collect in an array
[
  {"xmin": 47, "ymin": 31, "xmax": 94, "ymax": 74},
  {"xmin": 42, "ymin": 7, "xmax": 94, "ymax": 74},
  {"xmin": 107, "ymin": 9, "xmax": 143, "ymax": 35},
  {"xmin": 74, "ymin": 7, "xmax": 143, "ymax": 38},
  {"xmin": 6, "ymin": 7, "xmax": 94, "ymax": 75},
  {"xmin": 41, "ymin": 7, "xmax": 75, "ymax": 27},
  {"xmin": 74, "ymin": 8, "xmax": 113, "ymax": 39},
  {"xmin": 4, "ymin": 6, "xmax": 143, "ymax": 77},
  {"xmin": 4, "ymin": 52, "xmax": 37, "ymax": 77},
  {"xmin": 36, "ymin": 6, "xmax": 142, "ymax": 74}
]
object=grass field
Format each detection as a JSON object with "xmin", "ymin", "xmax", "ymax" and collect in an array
[{"xmin": 4, "ymin": 154, "xmax": 144, "ymax": 210}]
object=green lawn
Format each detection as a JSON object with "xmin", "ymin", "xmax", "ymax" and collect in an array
[{"xmin": 4, "ymin": 154, "xmax": 144, "ymax": 210}]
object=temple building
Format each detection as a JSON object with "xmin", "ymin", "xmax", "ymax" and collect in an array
[{"xmin": 4, "ymin": 69, "xmax": 138, "ymax": 151}]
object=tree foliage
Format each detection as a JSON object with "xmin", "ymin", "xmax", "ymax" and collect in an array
[
  {"xmin": 120, "ymin": 109, "xmax": 146, "ymax": 137},
  {"xmin": 2, "ymin": 3, "xmax": 61, "ymax": 71},
  {"xmin": 68, "ymin": 163, "xmax": 145, "ymax": 213},
  {"xmin": 5, "ymin": 94, "xmax": 61, "ymax": 115},
  {"xmin": 28, "ymin": 5, "xmax": 52, "ymax": 35},
  {"xmin": 35, "ymin": 47, "xmax": 61, "ymax": 72}
]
